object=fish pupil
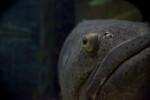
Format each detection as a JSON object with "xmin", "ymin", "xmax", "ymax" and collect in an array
[{"xmin": 83, "ymin": 37, "xmax": 87, "ymax": 45}]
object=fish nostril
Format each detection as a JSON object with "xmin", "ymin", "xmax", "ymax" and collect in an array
[{"xmin": 104, "ymin": 32, "xmax": 113, "ymax": 39}]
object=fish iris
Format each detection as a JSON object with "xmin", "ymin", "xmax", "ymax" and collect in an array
[{"xmin": 83, "ymin": 37, "xmax": 87, "ymax": 45}]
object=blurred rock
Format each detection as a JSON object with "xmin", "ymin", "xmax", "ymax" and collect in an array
[{"xmin": 75, "ymin": 0, "xmax": 142, "ymax": 23}]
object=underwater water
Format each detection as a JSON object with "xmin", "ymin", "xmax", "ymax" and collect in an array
[{"xmin": 0, "ymin": 0, "xmax": 148, "ymax": 100}]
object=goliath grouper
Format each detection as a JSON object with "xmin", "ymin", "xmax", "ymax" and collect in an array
[{"xmin": 58, "ymin": 20, "xmax": 150, "ymax": 100}]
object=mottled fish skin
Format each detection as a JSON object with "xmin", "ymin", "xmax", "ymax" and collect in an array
[{"xmin": 58, "ymin": 20, "xmax": 150, "ymax": 100}]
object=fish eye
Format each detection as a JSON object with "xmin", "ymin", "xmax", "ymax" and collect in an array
[{"xmin": 82, "ymin": 33, "xmax": 100, "ymax": 53}]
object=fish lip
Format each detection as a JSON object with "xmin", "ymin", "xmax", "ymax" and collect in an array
[{"xmin": 91, "ymin": 47, "xmax": 150, "ymax": 100}]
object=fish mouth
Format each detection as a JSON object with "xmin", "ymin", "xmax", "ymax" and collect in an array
[
  {"xmin": 86, "ymin": 32, "xmax": 150, "ymax": 100},
  {"xmin": 100, "ymin": 48, "xmax": 148, "ymax": 93},
  {"xmin": 95, "ymin": 46, "xmax": 150, "ymax": 100}
]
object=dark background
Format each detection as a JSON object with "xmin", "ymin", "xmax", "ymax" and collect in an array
[{"xmin": 0, "ymin": 0, "xmax": 148, "ymax": 100}]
